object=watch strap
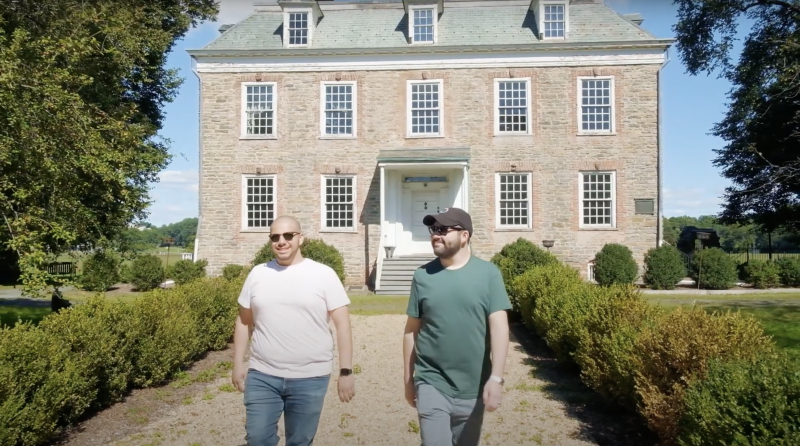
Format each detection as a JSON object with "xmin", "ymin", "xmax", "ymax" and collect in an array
[
  {"xmin": 340, "ymin": 368, "xmax": 353, "ymax": 376},
  {"xmin": 489, "ymin": 375, "xmax": 504, "ymax": 385}
]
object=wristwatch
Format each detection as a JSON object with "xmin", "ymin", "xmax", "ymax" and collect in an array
[
  {"xmin": 340, "ymin": 368, "xmax": 353, "ymax": 376},
  {"xmin": 489, "ymin": 375, "xmax": 504, "ymax": 385}
]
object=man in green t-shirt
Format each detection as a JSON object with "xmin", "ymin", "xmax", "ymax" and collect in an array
[{"xmin": 402, "ymin": 207, "xmax": 512, "ymax": 446}]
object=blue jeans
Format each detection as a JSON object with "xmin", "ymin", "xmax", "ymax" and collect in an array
[{"xmin": 243, "ymin": 369, "xmax": 331, "ymax": 446}]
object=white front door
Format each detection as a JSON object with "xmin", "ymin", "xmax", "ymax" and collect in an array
[{"xmin": 410, "ymin": 191, "xmax": 439, "ymax": 254}]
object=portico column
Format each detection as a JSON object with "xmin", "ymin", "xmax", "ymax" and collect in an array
[{"xmin": 461, "ymin": 164, "xmax": 469, "ymax": 212}]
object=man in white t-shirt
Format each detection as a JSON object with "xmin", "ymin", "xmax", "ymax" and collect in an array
[{"xmin": 232, "ymin": 215, "xmax": 355, "ymax": 446}]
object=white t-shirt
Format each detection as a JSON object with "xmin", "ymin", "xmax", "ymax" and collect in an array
[{"xmin": 237, "ymin": 258, "xmax": 351, "ymax": 378}]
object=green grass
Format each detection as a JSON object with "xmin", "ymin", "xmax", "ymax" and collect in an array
[
  {"xmin": 348, "ymin": 295, "xmax": 408, "ymax": 315},
  {"xmin": 0, "ymin": 306, "xmax": 50, "ymax": 328}
]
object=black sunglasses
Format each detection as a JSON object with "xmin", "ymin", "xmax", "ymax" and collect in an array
[
  {"xmin": 428, "ymin": 225, "xmax": 464, "ymax": 236},
  {"xmin": 269, "ymin": 232, "xmax": 300, "ymax": 243}
]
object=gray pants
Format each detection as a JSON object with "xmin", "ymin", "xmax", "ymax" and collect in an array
[{"xmin": 414, "ymin": 381, "xmax": 485, "ymax": 446}]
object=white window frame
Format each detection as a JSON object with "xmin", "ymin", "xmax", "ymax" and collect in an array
[
  {"xmin": 406, "ymin": 79, "xmax": 444, "ymax": 138},
  {"xmin": 577, "ymin": 76, "xmax": 616, "ymax": 135},
  {"xmin": 283, "ymin": 8, "xmax": 313, "ymax": 47},
  {"xmin": 588, "ymin": 261, "xmax": 596, "ymax": 282},
  {"xmin": 319, "ymin": 81, "xmax": 357, "ymax": 139},
  {"xmin": 408, "ymin": 5, "xmax": 438, "ymax": 44},
  {"xmin": 578, "ymin": 171, "xmax": 616, "ymax": 229},
  {"xmin": 539, "ymin": 1, "xmax": 568, "ymax": 40},
  {"xmin": 241, "ymin": 174, "xmax": 277, "ymax": 232},
  {"xmin": 240, "ymin": 82, "xmax": 277, "ymax": 139},
  {"xmin": 320, "ymin": 174, "xmax": 358, "ymax": 232},
  {"xmin": 494, "ymin": 77, "xmax": 532, "ymax": 136},
  {"xmin": 495, "ymin": 172, "xmax": 533, "ymax": 230}
]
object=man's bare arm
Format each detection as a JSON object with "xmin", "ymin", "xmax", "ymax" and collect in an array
[
  {"xmin": 488, "ymin": 310, "xmax": 510, "ymax": 379},
  {"xmin": 330, "ymin": 306, "xmax": 353, "ymax": 370},
  {"xmin": 403, "ymin": 316, "xmax": 422, "ymax": 383},
  {"xmin": 232, "ymin": 306, "xmax": 254, "ymax": 392}
]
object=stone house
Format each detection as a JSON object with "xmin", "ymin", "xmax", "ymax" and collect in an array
[{"xmin": 187, "ymin": 0, "xmax": 674, "ymax": 294}]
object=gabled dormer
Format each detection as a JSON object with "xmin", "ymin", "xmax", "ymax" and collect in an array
[
  {"xmin": 403, "ymin": 0, "xmax": 443, "ymax": 45},
  {"xmin": 277, "ymin": 0, "xmax": 324, "ymax": 47},
  {"xmin": 529, "ymin": 0, "xmax": 569, "ymax": 40}
]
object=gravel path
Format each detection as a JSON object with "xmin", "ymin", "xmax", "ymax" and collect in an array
[{"xmin": 109, "ymin": 315, "xmax": 649, "ymax": 446}]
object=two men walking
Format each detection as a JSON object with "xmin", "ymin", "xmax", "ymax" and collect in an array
[{"xmin": 232, "ymin": 208, "xmax": 510, "ymax": 446}]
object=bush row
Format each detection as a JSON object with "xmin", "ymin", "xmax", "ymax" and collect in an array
[
  {"xmin": 0, "ymin": 276, "xmax": 244, "ymax": 446},
  {"xmin": 79, "ymin": 251, "xmax": 208, "ymax": 292},
  {"xmin": 508, "ymin": 259, "xmax": 799, "ymax": 445}
]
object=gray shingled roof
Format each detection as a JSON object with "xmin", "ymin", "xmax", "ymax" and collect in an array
[{"xmin": 200, "ymin": 1, "xmax": 660, "ymax": 52}]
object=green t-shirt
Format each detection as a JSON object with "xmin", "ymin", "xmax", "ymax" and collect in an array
[{"xmin": 406, "ymin": 255, "xmax": 512, "ymax": 399}]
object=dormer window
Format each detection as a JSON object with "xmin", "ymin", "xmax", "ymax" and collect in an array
[
  {"xmin": 412, "ymin": 8, "xmax": 435, "ymax": 43},
  {"xmin": 288, "ymin": 12, "xmax": 309, "ymax": 45},
  {"xmin": 535, "ymin": 1, "xmax": 569, "ymax": 40},
  {"xmin": 278, "ymin": 0, "xmax": 323, "ymax": 48},
  {"xmin": 404, "ymin": 0, "xmax": 442, "ymax": 44}
]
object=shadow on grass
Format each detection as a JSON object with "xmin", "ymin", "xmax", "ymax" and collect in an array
[{"xmin": 510, "ymin": 323, "xmax": 658, "ymax": 446}]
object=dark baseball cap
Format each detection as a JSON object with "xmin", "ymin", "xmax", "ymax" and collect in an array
[{"xmin": 423, "ymin": 207, "xmax": 473, "ymax": 236}]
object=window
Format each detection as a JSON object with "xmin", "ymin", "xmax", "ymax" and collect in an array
[
  {"xmin": 241, "ymin": 82, "xmax": 276, "ymax": 138},
  {"xmin": 320, "ymin": 82, "xmax": 356, "ymax": 137},
  {"xmin": 407, "ymin": 80, "xmax": 443, "ymax": 137},
  {"xmin": 242, "ymin": 175, "xmax": 276, "ymax": 230},
  {"xmin": 579, "ymin": 171, "xmax": 616, "ymax": 228},
  {"xmin": 494, "ymin": 78, "xmax": 531, "ymax": 135},
  {"xmin": 578, "ymin": 76, "xmax": 615, "ymax": 133},
  {"xmin": 321, "ymin": 175, "xmax": 356, "ymax": 231},
  {"xmin": 495, "ymin": 173, "xmax": 532, "ymax": 229},
  {"xmin": 588, "ymin": 261, "xmax": 596, "ymax": 282},
  {"xmin": 287, "ymin": 12, "xmax": 309, "ymax": 45},
  {"xmin": 543, "ymin": 4, "xmax": 565, "ymax": 38},
  {"xmin": 410, "ymin": 7, "xmax": 435, "ymax": 43}
]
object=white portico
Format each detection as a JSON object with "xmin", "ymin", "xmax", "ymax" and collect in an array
[{"xmin": 377, "ymin": 147, "xmax": 470, "ymax": 258}]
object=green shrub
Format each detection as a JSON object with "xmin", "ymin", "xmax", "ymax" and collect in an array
[
  {"xmin": 743, "ymin": 259, "xmax": 780, "ymax": 289},
  {"xmin": 491, "ymin": 238, "xmax": 559, "ymax": 313},
  {"xmin": 252, "ymin": 238, "xmax": 346, "ymax": 283},
  {"xmin": 776, "ymin": 257, "xmax": 800, "ymax": 287},
  {"xmin": 167, "ymin": 259, "xmax": 207, "ymax": 286},
  {"xmin": 79, "ymin": 250, "xmax": 121, "ymax": 292},
  {"xmin": 511, "ymin": 262, "xmax": 584, "ymax": 334},
  {"xmin": 222, "ymin": 264, "xmax": 248, "ymax": 281},
  {"xmin": 130, "ymin": 255, "xmax": 164, "ymax": 291},
  {"xmin": 643, "ymin": 245, "xmax": 687, "ymax": 290},
  {"xmin": 593, "ymin": 243, "xmax": 639, "ymax": 286},
  {"xmin": 633, "ymin": 306, "xmax": 775, "ymax": 443},
  {"xmin": 0, "ymin": 276, "xmax": 243, "ymax": 446},
  {"xmin": 677, "ymin": 354, "xmax": 800, "ymax": 446},
  {"xmin": 574, "ymin": 291, "xmax": 663, "ymax": 411},
  {"xmin": 118, "ymin": 263, "xmax": 133, "ymax": 284},
  {"xmin": 689, "ymin": 248, "xmax": 738, "ymax": 290}
]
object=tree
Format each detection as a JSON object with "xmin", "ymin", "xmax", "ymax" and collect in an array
[
  {"xmin": 672, "ymin": 0, "xmax": 800, "ymax": 234},
  {"xmin": 0, "ymin": 1, "xmax": 217, "ymax": 296}
]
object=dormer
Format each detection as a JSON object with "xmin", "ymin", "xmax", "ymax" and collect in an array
[
  {"xmin": 277, "ymin": 0, "xmax": 324, "ymax": 47},
  {"xmin": 403, "ymin": 0, "xmax": 443, "ymax": 45},
  {"xmin": 529, "ymin": 0, "xmax": 569, "ymax": 40}
]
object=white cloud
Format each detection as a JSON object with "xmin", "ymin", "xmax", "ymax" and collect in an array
[
  {"xmin": 158, "ymin": 170, "xmax": 199, "ymax": 192},
  {"xmin": 662, "ymin": 186, "xmax": 724, "ymax": 217}
]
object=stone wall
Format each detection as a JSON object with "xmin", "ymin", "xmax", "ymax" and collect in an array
[{"xmin": 196, "ymin": 64, "xmax": 660, "ymax": 286}]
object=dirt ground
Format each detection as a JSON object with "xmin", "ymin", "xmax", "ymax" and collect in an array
[{"xmin": 54, "ymin": 315, "xmax": 655, "ymax": 446}]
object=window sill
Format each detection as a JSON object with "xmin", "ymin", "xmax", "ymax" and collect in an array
[
  {"xmin": 240, "ymin": 229, "xmax": 271, "ymax": 233},
  {"xmin": 579, "ymin": 227, "xmax": 618, "ymax": 231},
  {"xmin": 406, "ymin": 134, "xmax": 445, "ymax": 139},
  {"xmin": 319, "ymin": 136, "xmax": 357, "ymax": 140},
  {"xmin": 493, "ymin": 133, "xmax": 532, "ymax": 138},
  {"xmin": 319, "ymin": 230, "xmax": 359, "ymax": 234},
  {"xmin": 577, "ymin": 132, "xmax": 617, "ymax": 137},
  {"xmin": 240, "ymin": 135, "xmax": 278, "ymax": 140},
  {"xmin": 494, "ymin": 228, "xmax": 534, "ymax": 232}
]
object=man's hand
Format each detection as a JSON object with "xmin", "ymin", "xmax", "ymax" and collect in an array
[
  {"xmin": 232, "ymin": 363, "xmax": 247, "ymax": 392},
  {"xmin": 404, "ymin": 380, "xmax": 416, "ymax": 408},
  {"xmin": 338, "ymin": 374, "xmax": 356, "ymax": 402},
  {"xmin": 482, "ymin": 380, "xmax": 503, "ymax": 412}
]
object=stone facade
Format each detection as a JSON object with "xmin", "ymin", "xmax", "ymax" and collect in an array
[{"xmin": 196, "ymin": 64, "xmax": 660, "ymax": 287}]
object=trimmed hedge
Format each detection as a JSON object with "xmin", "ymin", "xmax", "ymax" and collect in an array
[
  {"xmin": 0, "ymin": 276, "xmax": 243, "ymax": 446},
  {"xmin": 129, "ymin": 254, "xmax": 164, "ymax": 291},
  {"xmin": 593, "ymin": 243, "xmax": 639, "ymax": 286},
  {"xmin": 689, "ymin": 247, "xmax": 738, "ymax": 290},
  {"xmin": 167, "ymin": 258, "xmax": 208, "ymax": 286},
  {"xmin": 643, "ymin": 245, "xmax": 687, "ymax": 290},
  {"xmin": 252, "ymin": 238, "xmax": 346, "ymax": 283},
  {"xmin": 776, "ymin": 257, "xmax": 800, "ymax": 287},
  {"xmin": 79, "ymin": 250, "xmax": 121, "ymax": 292},
  {"xmin": 222, "ymin": 264, "xmax": 250, "ymax": 281},
  {"xmin": 742, "ymin": 259, "xmax": 781, "ymax": 289},
  {"xmin": 491, "ymin": 237, "xmax": 559, "ymax": 314},
  {"xmin": 508, "ymin": 248, "xmax": 787, "ymax": 445}
]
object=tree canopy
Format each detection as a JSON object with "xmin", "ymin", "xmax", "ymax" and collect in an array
[
  {"xmin": 672, "ymin": 0, "xmax": 800, "ymax": 233},
  {"xmin": 0, "ymin": 1, "xmax": 217, "ymax": 296}
]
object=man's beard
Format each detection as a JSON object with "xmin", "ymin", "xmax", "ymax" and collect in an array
[{"xmin": 432, "ymin": 240, "xmax": 460, "ymax": 258}]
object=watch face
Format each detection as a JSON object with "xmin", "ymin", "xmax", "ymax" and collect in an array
[{"xmin": 340, "ymin": 368, "xmax": 352, "ymax": 376}]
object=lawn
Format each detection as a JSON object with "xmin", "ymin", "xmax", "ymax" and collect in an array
[
  {"xmin": 647, "ymin": 294, "xmax": 800, "ymax": 360},
  {"xmin": 348, "ymin": 294, "xmax": 408, "ymax": 315},
  {"xmin": 0, "ymin": 305, "xmax": 50, "ymax": 328}
]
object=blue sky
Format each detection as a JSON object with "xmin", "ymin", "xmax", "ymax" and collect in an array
[{"xmin": 147, "ymin": 0, "xmax": 743, "ymax": 226}]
